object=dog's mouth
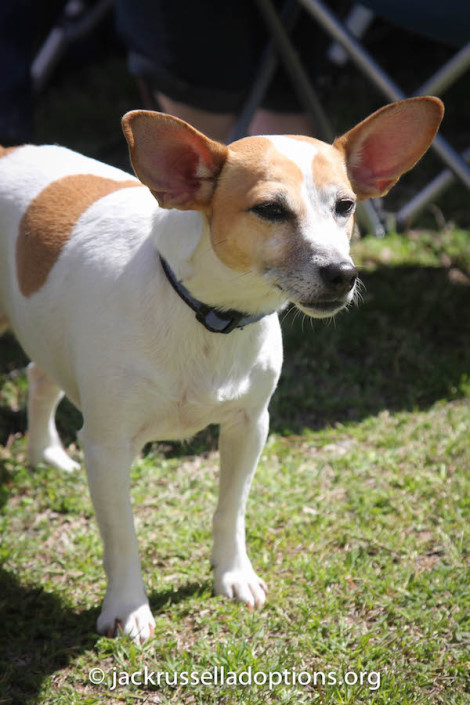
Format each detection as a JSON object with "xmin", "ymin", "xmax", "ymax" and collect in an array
[
  {"xmin": 268, "ymin": 266, "xmax": 357, "ymax": 319},
  {"xmin": 295, "ymin": 298, "xmax": 349, "ymax": 318}
]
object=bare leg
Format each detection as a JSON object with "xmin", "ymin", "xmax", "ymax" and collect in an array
[
  {"xmin": 156, "ymin": 94, "xmax": 314, "ymax": 142},
  {"xmin": 156, "ymin": 93, "xmax": 236, "ymax": 143},
  {"xmin": 249, "ymin": 108, "xmax": 315, "ymax": 136}
]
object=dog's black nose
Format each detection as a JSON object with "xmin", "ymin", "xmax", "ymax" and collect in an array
[{"xmin": 320, "ymin": 262, "xmax": 358, "ymax": 293}]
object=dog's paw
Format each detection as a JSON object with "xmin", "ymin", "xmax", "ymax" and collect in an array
[
  {"xmin": 214, "ymin": 564, "xmax": 267, "ymax": 609},
  {"xmin": 97, "ymin": 602, "xmax": 156, "ymax": 644},
  {"xmin": 29, "ymin": 443, "xmax": 80, "ymax": 473}
]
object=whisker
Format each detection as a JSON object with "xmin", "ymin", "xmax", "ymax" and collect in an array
[
  {"xmin": 293, "ymin": 308, "xmax": 303, "ymax": 327},
  {"xmin": 279, "ymin": 306, "xmax": 291, "ymax": 325},
  {"xmin": 353, "ymin": 277, "xmax": 366, "ymax": 306}
]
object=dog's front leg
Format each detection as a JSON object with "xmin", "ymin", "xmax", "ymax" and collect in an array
[
  {"xmin": 81, "ymin": 434, "xmax": 155, "ymax": 642},
  {"xmin": 212, "ymin": 407, "xmax": 269, "ymax": 609}
]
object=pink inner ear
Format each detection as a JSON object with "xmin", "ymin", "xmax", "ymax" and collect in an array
[
  {"xmin": 360, "ymin": 128, "xmax": 416, "ymax": 179},
  {"xmin": 340, "ymin": 98, "xmax": 444, "ymax": 200},
  {"xmin": 352, "ymin": 131, "xmax": 408, "ymax": 196},
  {"xmin": 137, "ymin": 131, "xmax": 205, "ymax": 207},
  {"xmin": 157, "ymin": 139, "xmax": 201, "ymax": 201},
  {"xmin": 126, "ymin": 115, "xmax": 228, "ymax": 209}
]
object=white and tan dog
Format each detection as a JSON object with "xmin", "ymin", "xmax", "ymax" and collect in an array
[{"xmin": 0, "ymin": 97, "xmax": 443, "ymax": 641}]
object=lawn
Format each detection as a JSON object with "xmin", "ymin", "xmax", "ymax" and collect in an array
[
  {"xmin": 1, "ymin": 224, "xmax": 469, "ymax": 704},
  {"xmin": 1, "ymin": 38, "xmax": 470, "ymax": 705}
]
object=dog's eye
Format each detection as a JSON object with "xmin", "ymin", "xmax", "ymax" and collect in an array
[
  {"xmin": 335, "ymin": 198, "xmax": 355, "ymax": 218},
  {"xmin": 250, "ymin": 201, "xmax": 292, "ymax": 222}
]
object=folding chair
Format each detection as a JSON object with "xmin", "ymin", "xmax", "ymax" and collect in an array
[
  {"xmin": 231, "ymin": 0, "xmax": 470, "ymax": 233},
  {"xmin": 32, "ymin": 0, "xmax": 114, "ymax": 94},
  {"xmin": 299, "ymin": 0, "xmax": 470, "ymax": 229}
]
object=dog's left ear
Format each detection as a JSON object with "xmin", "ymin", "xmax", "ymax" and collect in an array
[
  {"xmin": 334, "ymin": 96, "xmax": 444, "ymax": 201},
  {"xmin": 122, "ymin": 111, "xmax": 228, "ymax": 210}
]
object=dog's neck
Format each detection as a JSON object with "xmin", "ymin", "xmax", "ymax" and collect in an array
[{"xmin": 153, "ymin": 208, "xmax": 286, "ymax": 316}]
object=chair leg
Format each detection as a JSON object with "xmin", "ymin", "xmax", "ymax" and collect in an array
[
  {"xmin": 297, "ymin": 0, "xmax": 470, "ymax": 207},
  {"xmin": 396, "ymin": 147, "xmax": 470, "ymax": 229}
]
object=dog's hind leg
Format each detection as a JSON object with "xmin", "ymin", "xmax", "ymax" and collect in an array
[{"xmin": 26, "ymin": 361, "xmax": 80, "ymax": 472}]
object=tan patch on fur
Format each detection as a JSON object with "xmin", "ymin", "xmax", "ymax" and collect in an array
[
  {"xmin": 0, "ymin": 145, "xmax": 20, "ymax": 158},
  {"xmin": 286, "ymin": 135, "xmax": 353, "ymax": 190},
  {"xmin": 210, "ymin": 137, "xmax": 305, "ymax": 271},
  {"xmin": 313, "ymin": 150, "xmax": 351, "ymax": 189},
  {"xmin": 17, "ymin": 174, "xmax": 141, "ymax": 297}
]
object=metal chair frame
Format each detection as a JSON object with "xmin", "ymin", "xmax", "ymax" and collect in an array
[
  {"xmin": 231, "ymin": 0, "xmax": 470, "ymax": 233},
  {"xmin": 33, "ymin": 0, "xmax": 470, "ymax": 232}
]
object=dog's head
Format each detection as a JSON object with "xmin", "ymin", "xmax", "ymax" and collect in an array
[{"xmin": 122, "ymin": 97, "xmax": 443, "ymax": 319}]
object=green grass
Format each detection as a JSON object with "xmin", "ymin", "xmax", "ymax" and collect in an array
[
  {"xmin": 1, "ymin": 41, "xmax": 470, "ymax": 705},
  {"xmin": 1, "ymin": 227, "xmax": 469, "ymax": 704}
]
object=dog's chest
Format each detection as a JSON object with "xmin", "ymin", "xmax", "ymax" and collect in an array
[
  {"xmin": 131, "ymin": 334, "xmax": 262, "ymax": 444},
  {"xmin": 173, "ymin": 374, "xmax": 249, "ymax": 433}
]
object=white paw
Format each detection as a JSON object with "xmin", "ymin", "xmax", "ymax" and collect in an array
[
  {"xmin": 97, "ymin": 601, "xmax": 156, "ymax": 644},
  {"xmin": 29, "ymin": 444, "xmax": 80, "ymax": 473},
  {"xmin": 214, "ymin": 564, "xmax": 267, "ymax": 609}
]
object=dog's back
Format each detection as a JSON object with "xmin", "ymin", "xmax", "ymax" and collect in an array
[
  {"xmin": 0, "ymin": 145, "xmax": 142, "ymax": 297},
  {"xmin": 0, "ymin": 145, "xmax": 155, "ymax": 399}
]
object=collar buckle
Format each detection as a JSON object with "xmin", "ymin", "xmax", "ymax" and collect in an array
[
  {"xmin": 198, "ymin": 309, "xmax": 245, "ymax": 334},
  {"xmin": 159, "ymin": 255, "xmax": 268, "ymax": 334}
]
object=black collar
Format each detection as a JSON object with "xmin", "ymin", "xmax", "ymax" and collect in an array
[{"xmin": 159, "ymin": 255, "xmax": 268, "ymax": 334}]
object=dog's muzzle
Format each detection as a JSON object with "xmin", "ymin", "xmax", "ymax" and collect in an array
[
  {"xmin": 319, "ymin": 261, "xmax": 358, "ymax": 294},
  {"xmin": 295, "ymin": 261, "xmax": 358, "ymax": 318}
]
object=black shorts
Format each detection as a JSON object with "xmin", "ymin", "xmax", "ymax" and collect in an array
[{"xmin": 115, "ymin": 0, "xmax": 323, "ymax": 113}]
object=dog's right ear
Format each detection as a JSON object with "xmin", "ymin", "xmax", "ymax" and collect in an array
[{"xmin": 122, "ymin": 111, "xmax": 228, "ymax": 210}]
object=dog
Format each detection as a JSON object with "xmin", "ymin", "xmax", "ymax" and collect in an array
[{"xmin": 0, "ymin": 97, "xmax": 443, "ymax": 642}]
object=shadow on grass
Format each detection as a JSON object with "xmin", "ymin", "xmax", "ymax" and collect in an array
[
  {"xmin": 150, "ymin": 581, "xmax": 212, "ymax": 614},
  {"xmin": 1, "ymin": 263, "xmax": 469, "ymax": 450},
  {"xmin": 272, "ymin": 264, "xmax": 469, "ymax": 433},
  {"xmin": 0, "ymin": 566, "xmax": 210, "ymax": 702},
  {"xmin": 0, "ymin": 568, "xmax": 98, "ymax": 702}
]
